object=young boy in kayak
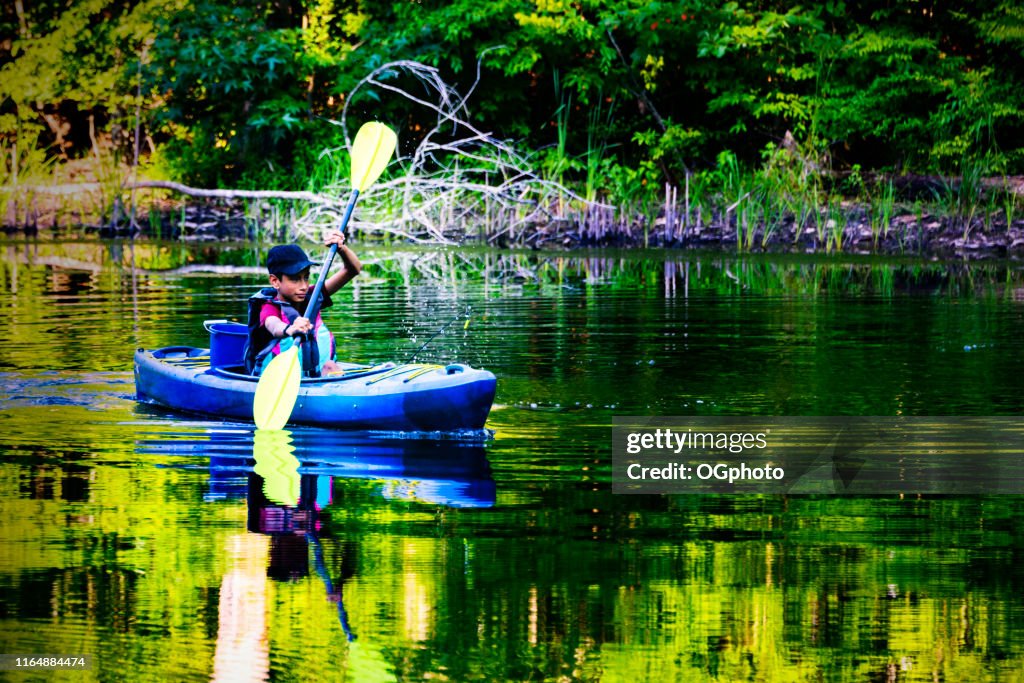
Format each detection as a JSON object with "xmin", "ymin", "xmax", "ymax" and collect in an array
[{"xmin": 244, "ymin": 230, "xmax": 362, "ymax": 377}]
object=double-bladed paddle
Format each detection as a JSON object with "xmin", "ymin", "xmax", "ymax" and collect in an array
[{"xmin": 253, "ymin": 122, "xmax": 397, "ymax": 430}]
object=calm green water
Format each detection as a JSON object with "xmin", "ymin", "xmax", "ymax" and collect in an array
[{"xmin": 2, "ymin": 239, "xmax": 1024, "ymax": 681}]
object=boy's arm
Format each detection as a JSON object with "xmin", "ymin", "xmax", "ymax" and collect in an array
[
  {"xmin": 323, "ymin": 234, "xmax": 362, "ymax": 296},
  {"xmin": 264, "ymin": 314, "xmax": 310, "ymax": 338},
  {"xmin": 263, "ymin": 315, "xmax": 289, "ymax": 338}
]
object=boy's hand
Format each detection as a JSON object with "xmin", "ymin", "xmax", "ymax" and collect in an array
[
  {"xmin": 285, "ymin": 316, "xmax": 313, "ymax": 336},
  {"xmin": 324, "ymin": 230, "xmax": 346, "ymax": 247}
]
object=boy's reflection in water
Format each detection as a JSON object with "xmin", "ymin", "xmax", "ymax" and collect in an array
[{"xmin": 247, "ymin": 462, "xmax": 358, "ymax": 640}]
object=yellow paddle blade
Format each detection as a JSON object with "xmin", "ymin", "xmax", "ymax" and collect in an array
[
  {"xmin": 252, "ymin": 429, "xmax": 300, "ymax": 506},
  {"xmin": 350, "ymin": 122, "xmax": 397, "ymax": 192},
  {"xmin": 253, "ymin": 345, "xmax": 301, "ymax": 430}
]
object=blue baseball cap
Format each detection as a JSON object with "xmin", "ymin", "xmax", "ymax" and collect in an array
[{"xmin": 267, "ymin": 244, "xmax": 318, "ymax": 276}]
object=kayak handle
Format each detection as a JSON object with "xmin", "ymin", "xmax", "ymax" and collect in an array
[{"xmin": 203, "ymin": 319, "xmax": 230, "ymax": 333}]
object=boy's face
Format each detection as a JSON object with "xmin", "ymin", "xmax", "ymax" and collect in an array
[{"xmin": 269, "ymin": 268, "xmax": 311, "ymax": 304}]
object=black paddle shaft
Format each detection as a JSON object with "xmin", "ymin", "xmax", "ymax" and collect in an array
[{"xmin": 304, "ymin": 189, "xmax": 360, "ymax": 326}]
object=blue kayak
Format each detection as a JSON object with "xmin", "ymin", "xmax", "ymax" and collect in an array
[{"xmin": 133, "ymin": 345, "xmax": 497, "ymax": 432}]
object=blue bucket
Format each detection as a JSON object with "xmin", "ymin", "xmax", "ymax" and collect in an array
[{"xmin": 204, "ymin": 320, "xmax": 248, "ymax": 367}]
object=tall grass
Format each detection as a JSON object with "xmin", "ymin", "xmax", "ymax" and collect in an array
[
  {"xmin": 868, "ymin": 179, "xmax": 895, "ymax": 247},
  {"xmin": 984, "ymin": 182, "xmax": 999, "ymax": 232},
  {"xmin": 1004, "ymin": 181, "xmax": 1018, "ymax": 230},
  {"xmin": 687, "ymin": 171, "xmax": 711, "ymax": 235},
  {"xmin": 548, "ymin": 70, "xmax": 574, "ymax": 188},
  {"xmin": 94, "ymin": 149, "xmax": 130, "ymax": 227},
  {"xmin": 757, "ymin": 139, "xmax": 824, "ymax": 247},
  {"xmin": 585, "ymin": 94, "xmax": 615, "ymax": 202},
  {"xmin": 1, "ymin": 140, "xmax": 55, "ymax": 227},
  {"xmin": 754, "ymin": 166, "xmax": 786, "ymax": 248},
  {"xmin": 935, "ymin": 156, "xmax": 987, "ymax": 241},
  {"xmin": 716, "ymin": 151, "xmax": 754, "ymax": 249},
  {"xmin": 826, "ymin": 200, "xmax": 847, "ymax": 252}
]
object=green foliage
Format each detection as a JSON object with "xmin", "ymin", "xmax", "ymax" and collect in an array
[
  {"xmin": 4, "ymin": 0, "xmax": 1024, "ymax": 194},
  {"xmin": 144, "ymin": 1, "xmax": 355, "ymax": 187},
  {"xmin": 604, "ymin": 157, "xmax": 661, "ymax": 204},
  {"xmin": 0, "ymin": 0, "xmax": 174, "ymax": 163}
]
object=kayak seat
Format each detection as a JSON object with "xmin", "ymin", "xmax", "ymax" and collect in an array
[
  {"xmin": 152, "ymin": 346, "xmax": 210, "ymax": 360},
  {"xmin": 220, "ymin": 364, "xmax": 249, "ymax": 375}
]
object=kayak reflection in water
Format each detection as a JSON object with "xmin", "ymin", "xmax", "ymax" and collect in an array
[{"xmin": 187, "ymin": 427, "xmax": 496, "ymax": 682}]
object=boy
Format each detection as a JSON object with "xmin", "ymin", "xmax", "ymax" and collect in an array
[{"xmin": 244, "ymin": 230, "xmax": 362, "ymax": 377}]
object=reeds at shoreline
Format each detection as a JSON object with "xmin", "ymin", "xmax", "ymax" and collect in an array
[{"xmin": 4, "ymin": 145, "xmax": 1023, "ymax": 259}]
